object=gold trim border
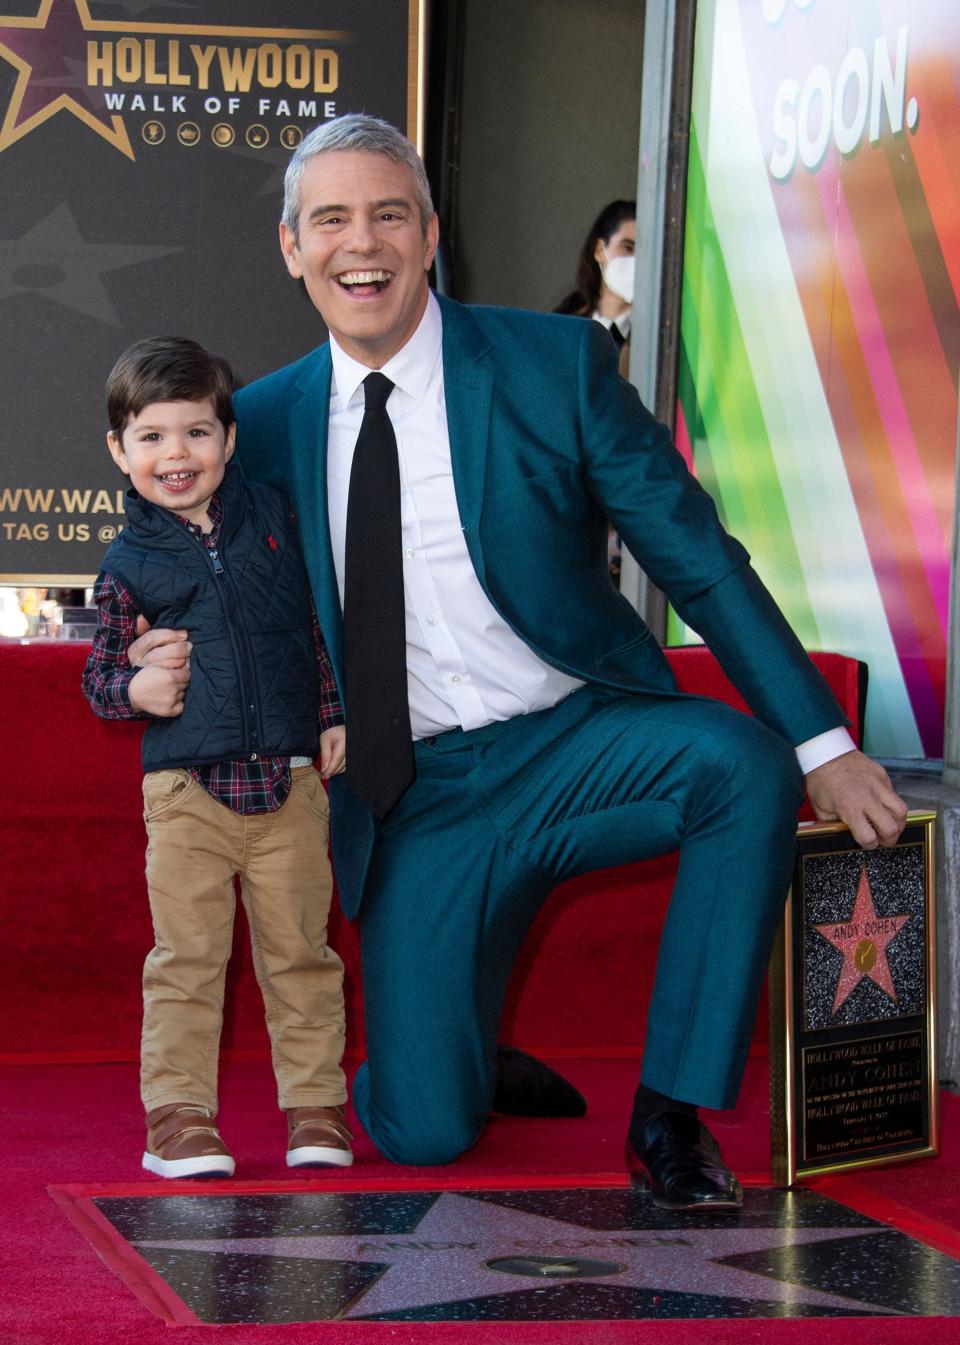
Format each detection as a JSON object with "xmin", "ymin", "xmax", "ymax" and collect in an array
[
  {"xmin": 407, "ymin": 0, "xmax": 427, "ymax": 151},
  {"xmin": 770, "ymin": 812, "xmax": 939, "ymax": 1185}
]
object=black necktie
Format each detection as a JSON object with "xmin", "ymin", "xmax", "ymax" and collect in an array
[
  {"xmin": 608, "ymin": 322, "xmax": 626, "ymax": 351},
  {"xmin": 343, "ymin": 372, "xmax": 415, "ymax": 818}
]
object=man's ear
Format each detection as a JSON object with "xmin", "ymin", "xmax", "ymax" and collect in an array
[
  {"xmin": 107, "ymin": 430, "xmax": 130, "ymax": 475},
  {"xmin": 424, "ymin": 213, "xmax": 439, "ymax": 272},
  {"xmin": 279, "ymin": 221, "xmax": 303, "ymax": 280}
]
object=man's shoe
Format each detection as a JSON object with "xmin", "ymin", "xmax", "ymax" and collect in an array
[
  {"xmin": 492, "ymin": 1046, "xmax": 587, "ymax": 1118},
  {"xmin": 142, "ymin": 1103, "xmax": 236, "ymax": 1179},
  {"xmin": 625, "ymin": 1110, "xmax": 742, "ymax": 1211},
  {"xmin": 286, "ymin": 1105, "xmax": 354, "ymax": 1168}
]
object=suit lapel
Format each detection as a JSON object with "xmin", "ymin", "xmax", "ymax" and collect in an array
[
  {"xmin": 282, "ymin": 301, "xmax": 493, "ymax": 679},
  {"xmin": 437, "ymin": 295, "xmax": 494, "ymax": 584},
  {"xmin": 286, "ymin": 345, "xmax": 344, "ymax": 677}
]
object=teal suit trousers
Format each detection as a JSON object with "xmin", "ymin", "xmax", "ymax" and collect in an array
[{"xmin": 351, "ymin": 683, "xmax": 803, "ymax": 1166}]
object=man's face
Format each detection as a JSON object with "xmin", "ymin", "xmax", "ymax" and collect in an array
[{"xmin": 279, "ymin": 150, "xmax": 439, "ymax": 368}]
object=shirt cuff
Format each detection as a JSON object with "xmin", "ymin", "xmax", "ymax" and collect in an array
[
  {"xmin": 796, "ymin": 727, "xmax": 857, "ymax": 775},
  {"xmin": 108, "ymin": 667, "xmax": 145, "ymax": 717},
  {"xmin": 319, "ymin": 699, "xmax": 345, "ymax": 730}
]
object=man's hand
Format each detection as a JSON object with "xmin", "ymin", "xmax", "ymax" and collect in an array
[
  {"xmin": 128, "ymin": 616, "xmax": 192, "ymax": 670},
  {"xmin": 319, "ymin": 725, "xmax": 346, "ymax": 779},
  {"xmin": 128, "ymin": 664, "xmax": 190, "ymax": 717},
  {"xmin": 804, "ymin": 749, "xmax": 908, "ymax": 850}
]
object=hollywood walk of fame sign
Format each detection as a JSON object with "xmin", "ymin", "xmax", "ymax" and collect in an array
[
  {"xmin": 0, "ymin": 0, "xmax": 423, "ymax": 582},
  {"xmin": 769, "ymin": 813, "xmax": 939, "ymax": 1184},
  {"xmin": 52, "ymin": 1184, "xmax": 960, "ymax": 1323}
]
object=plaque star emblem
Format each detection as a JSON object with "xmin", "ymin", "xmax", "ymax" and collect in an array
[{"xmin": 815, "ymin": 864, "xmax": 910, "ymax": 1016}]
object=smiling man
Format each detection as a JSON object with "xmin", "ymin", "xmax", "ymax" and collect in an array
[
  {"xmin": 278, "ymin": 147, "xmax": 439, "ymax": 368},
  {"xmin": 136, "ymin": 115, "xmax": 906, "ymax": 1208}
]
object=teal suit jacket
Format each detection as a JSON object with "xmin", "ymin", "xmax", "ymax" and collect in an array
[{"xmin": 234, "ymin": 294, "xmax": 844, "ymax": 918}]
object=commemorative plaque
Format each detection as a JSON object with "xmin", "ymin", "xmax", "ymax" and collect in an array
[{"xmin": 769, "ymin": 813, "xmax": 938, "ymax": 1184}]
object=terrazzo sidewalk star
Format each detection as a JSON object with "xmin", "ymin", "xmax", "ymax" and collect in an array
[{"xmin": 56, "ymin": 1184, "xmax": 960, "ymax": 1325}]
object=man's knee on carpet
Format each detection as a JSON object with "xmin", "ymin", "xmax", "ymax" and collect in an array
[
  {"xmin": 366, "ymin": 1106, "xmax": 484, "ymax": 1167},
  {"xmin": 352, "ymin": 1059, "xmax": 488, "ymax": 1166}
]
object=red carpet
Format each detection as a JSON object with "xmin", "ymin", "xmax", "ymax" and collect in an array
[
  {"xmin": 0, "ymin": 643, "xmax": 862, "ymax": 1066},
  {"xmin": 4, "ymin": 1054, "xmax": 960, "ymax": 1343},
  {"xmin": 5, "ymin": 642, "xmax": 950, "ymax": 1340}
]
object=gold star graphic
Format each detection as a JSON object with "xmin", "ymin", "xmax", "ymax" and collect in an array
[{"xmin": 0, "ymin": 0, "xmax": 133, "ymax": 158}]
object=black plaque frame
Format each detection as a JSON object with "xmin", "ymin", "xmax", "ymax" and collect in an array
[{"xmin": 770, "ymin": 813, "xmax": 938, "ymax": 1184}]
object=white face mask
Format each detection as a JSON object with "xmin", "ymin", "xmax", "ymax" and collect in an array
[{"xmin": 600, "ymin": 252, "xmax": 635, "ymax": 303}]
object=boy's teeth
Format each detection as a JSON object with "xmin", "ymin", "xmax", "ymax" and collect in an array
[{"xmin": 160, "ymin": 471, "xmax": 196, "ymax": 482}]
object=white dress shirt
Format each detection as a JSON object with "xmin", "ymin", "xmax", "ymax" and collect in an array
[
  {"xmin": 327, "ymin": 293, "xmax": 584, "ymax": 740},
  {"xmin": 326, "ymin": 292, "xmax": 855, "ymax": 768},
  {"xmin": 593, "ymin": 308, "xmax": 632, "ymax": 344}
]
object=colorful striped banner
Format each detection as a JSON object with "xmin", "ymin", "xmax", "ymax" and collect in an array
[{"xmin": 676, "ymin": 0, "xmax": 958, "ymax": 758}]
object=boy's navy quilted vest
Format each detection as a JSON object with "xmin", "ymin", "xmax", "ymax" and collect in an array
[{"xmin": 104, "ymin": 464, "xmax": 321, "ymax": 772}]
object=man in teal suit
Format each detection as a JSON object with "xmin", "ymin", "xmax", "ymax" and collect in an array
[{"xmin": 135, "ymin": 116, "xmax": 906, "ymax": 1207}]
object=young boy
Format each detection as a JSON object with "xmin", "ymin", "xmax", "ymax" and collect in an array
[{"xmin": 83, "ymin": 336, "xmax": 352, "ymax": 1178}]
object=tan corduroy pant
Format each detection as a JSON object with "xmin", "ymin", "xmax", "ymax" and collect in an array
[{"xmin": 139, "ymin": 766, "xmax": 346, "ymax": 1114}]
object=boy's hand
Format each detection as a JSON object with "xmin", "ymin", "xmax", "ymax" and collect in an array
[
  {"xmin": 129, "ymin": 616, "xmax": 192, "ymax": 670},
  {"xmin": 128, "ymin": 664, "xmax": 189, "ymax": 717},
  {"xmin": 319, "ymin": 725, "xmax": 346, "ymax": 779}
]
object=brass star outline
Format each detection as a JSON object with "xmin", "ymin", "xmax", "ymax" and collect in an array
[{"xmin": 0, "ymin": 0, "xmax": 349, "ymax": 160}]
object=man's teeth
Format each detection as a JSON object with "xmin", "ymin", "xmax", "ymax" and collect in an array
[{"xmin": 339, "ymin": 270, "xmax": 390, "ymax": 286}]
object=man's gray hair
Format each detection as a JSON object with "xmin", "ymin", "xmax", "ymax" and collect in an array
[{"xmin": 282, "ymin": 113, "xmax": 434, "ymax": 235}]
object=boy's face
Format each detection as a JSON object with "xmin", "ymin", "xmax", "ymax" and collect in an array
[{"xmin": 108, "ymin": 396, "xmax": 235, "ymax": 528}]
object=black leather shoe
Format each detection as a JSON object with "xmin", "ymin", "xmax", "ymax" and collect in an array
[
  {"xmin": 625, "ymin": 1110, "xmax": 743, "ymax": 1211},
  {"xmin": 491, "ymin": 1046, "xmax": 587, "ymax": 1117}
]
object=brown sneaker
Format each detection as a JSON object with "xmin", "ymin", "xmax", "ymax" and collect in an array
[
  {"xmin": 286, "ymin": 1105, "xmax": 354, "ymax": 1168},
  {"xmin": 143, "ymin": 1103, "xmax": 236, "ymax": 1179}
]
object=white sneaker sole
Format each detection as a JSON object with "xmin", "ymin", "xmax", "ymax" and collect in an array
[
  {"xmin": 286, "ymin": 1144, "xmax": 354, "ymax": 1168},
  {"xmin": 142, "ymin": 1150, "xmax": 236, "ymax": 1179}
]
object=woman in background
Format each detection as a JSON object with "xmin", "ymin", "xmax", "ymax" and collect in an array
[
  {"xmin": 555, "ymin": 198, "xmax": 636, "ymax": 370},
  {"xmin": 556, "ymin": 200, "xmax": 637, "ymax": 583}
]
